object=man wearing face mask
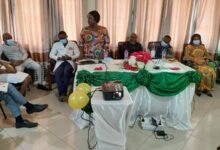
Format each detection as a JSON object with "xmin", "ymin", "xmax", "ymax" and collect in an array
[
  {"xmin": 50, "ymin": 31, "xmax": 80, "ymax": 101},
  {"xmin": 120, "ymin": 33, "xmax": 143, "ymax": 59},
  {"xmin": 183, "ymin": 33, "xmax": 216, "ymax": 97},
  {"xmin": 0, "ymin": 33, "xmax": 49, "ymax": 91},
  {"xmin": 153, "ymin": 35, "xmax": 173, "ymax": 59}
]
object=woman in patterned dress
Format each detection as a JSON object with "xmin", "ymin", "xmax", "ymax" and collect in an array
[
  {"xmin": 79, "ymin": 10, "xmax": 110, "ymax": 59},
  {"xmin": 183, "ymin": 34, "xmax": 216, "ymax": 97}
]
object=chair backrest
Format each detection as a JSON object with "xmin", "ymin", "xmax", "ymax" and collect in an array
[
  {"xmin": 180, "ymin": 43, "xmax": 189, "ymax": 62},
  {"xmin": 147, "ymin": 41, "xmax": 161, "ymax": 51},
  {"xmin": 117, "ymin": 41, "xmax": 126, "ymax": 59},
  {"xmin": 1, "ymin": 52, "xmax": 9, "ymax": 61}
]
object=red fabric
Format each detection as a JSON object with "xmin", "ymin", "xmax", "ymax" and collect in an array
[
  {"xmin": 123, "ymin": 63, "xmax": 138, "ymax": 71},
  {"xmin": 94, "ymin": 67, "xmax": 103, "ymax": 70},
  {"xmin": 124, "ymin": 51, "xmax": 151, "ymax": 71},
  {"xmin": 170, "ymin": 67, "xmax": 180, "ymax": 70}
]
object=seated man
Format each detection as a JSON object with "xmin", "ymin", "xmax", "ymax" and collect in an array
[
  {"xmin": 0, "ymin": 83, "xmax": 48, "ymax": 128},
  {"xmin": 0, "ymin": 33, "xmax": 48, "ymax": 90},
  {"xmin": 0, "ymin": 60, "xmax": 31, "ymax": 96},
  {"xmin": 119, "ymin": 33, "xmax": 143, "ymax": 59},
  {"xmin": 148, "ymin": 35, "xmax": 173, "ymax": 59},
  {"xmin": 49, "ymin": 31, "xmax": 80, "ymax": 102}
]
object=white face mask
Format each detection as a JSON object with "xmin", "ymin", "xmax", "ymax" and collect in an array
[
  {"xmin": 161, "ymin": 41, "xmax": 168, "ymax": 47},
  {"xmin": 60, "ymin": 39, "xmax": 67, "ymax": 44},
  {"xmin": 6, "ymin": 39, "xmax": 15, "ymax": 46},
  {"xmin": 193, "ymin": 40, "xmax": 200, "ymax": 45}
]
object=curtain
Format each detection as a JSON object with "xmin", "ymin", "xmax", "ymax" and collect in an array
[
  {"xmin": 10, "ymin": 0, "xmax": 83, "ymax": 62},
  {"xmin": 194, "ymin": 0, "xmax": 220, "ymax": 55},
  {"xmin": 1, "ymin": 0, "xmax": 220, "ymax": 60},
  {"xmin": 134, "ymin": 0, "xmax": 163, "ymax": 49},
  {"xmin": 61, "ymin": 0, "xmax": 83, "ymax": 41},
  {"xmin": 168, "ymin": 0, "xmax": 193, "ymax": 59},
  {"xmin": 13, "ymin": 0, "xmax": 49, "ymax": 61},
  {"xmin": 0, "ymin": 0, "xmax": 14, "ymax": 42},
  {"xmin": 97, "ymin": 0, "xmax": 132, "ymax": 57},
  {"xmin": 48, "ymin": 0, "xmax": 64, "ymax": 46},
  {"xmin": 47, "ymin": 0, "xmax": 83, "ymax": 45},
  {"xmin": 134, "ymin": 0, "xmax": 193, "ymax": 59}
]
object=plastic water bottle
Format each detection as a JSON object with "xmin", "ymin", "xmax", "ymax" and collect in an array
[
  {"xmin": 104, "ymin": 49, "xmax": 108, "ymax": 59},
  {"xmin": 150, "ymin": 43, "xmax": 156, "ymax": 59},
  {"xmin": 124, "ymin": 49, "xmax": 129, "ymax": 60},
  {"xmin": 162, "ymin": 49, "xmax": 166, "ymax": 62},
  {"xmin": 151, "ymin": 49, "xmax": 156, "ymax": 59}
]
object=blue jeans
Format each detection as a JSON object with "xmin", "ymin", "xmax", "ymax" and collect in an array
[
  {"xmin": 55, "ymin": 61, "xmax": 73, "ymax": 96},
  {"xmin": 0, "ymin": 84, "xmax": 27, "ymax": 118}
]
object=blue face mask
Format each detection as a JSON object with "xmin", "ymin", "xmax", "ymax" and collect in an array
[
  {"xmin": 6, "ymin": 39, "xmax": 15, "ymax": 46},
  {"xmin": 193, "ymin": 40, "xmax": 200, "ymax": 45},
  {"xmin": 161, "ymin": 41, "xmax": 168, "ymax": 47},
  {"xmin": 60, "ymin": 39, "xmax": 67, "ymax": 44}
]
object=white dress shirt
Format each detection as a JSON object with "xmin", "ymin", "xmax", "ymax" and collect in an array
[{"xmin": 49, "ymin": 41, "xmax": 80, "ymax": 72}]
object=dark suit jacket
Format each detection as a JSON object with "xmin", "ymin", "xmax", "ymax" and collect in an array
[
  {"xmin": 148, "ymin": 41, "xmax": 173, "ymax": 59},
  {"xmin": 119, "ymin": 42, "xmax": 143, "ymax": 59}
]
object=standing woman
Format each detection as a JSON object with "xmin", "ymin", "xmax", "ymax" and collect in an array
[
  {"xmin": 183, "ymin": 34, "xmax": 216, "ymax": 97},
  {"xmin": 79, "ymin": 10, "xmax": 110, "ymax": 59}
]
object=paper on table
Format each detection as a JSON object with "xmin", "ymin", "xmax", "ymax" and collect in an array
[
  {"xmin": 7, "ymin": 72, "xmax": 29, "ymax": 84},
  {"xmin": 0, "ymin": 83, "xmax": 8, "ymax": 92}
]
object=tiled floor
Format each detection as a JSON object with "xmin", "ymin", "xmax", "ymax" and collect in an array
[{"xmin": 1, "ymin": 84, "xmax": 220, "ymax": 150}]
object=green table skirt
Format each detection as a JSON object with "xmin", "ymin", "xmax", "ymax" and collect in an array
[{"xmin": 76, "ymin": 69, "xmax": 201, "ymax": 96}]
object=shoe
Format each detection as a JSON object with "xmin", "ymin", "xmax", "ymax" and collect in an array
[
  {"xmin": 206, "ymin": 92, "xmax": 213, "ymax": 97},
  {"xmin": 26, "ymin": 104, "xmax": 48, "ymax": 114},
  {"xmin": 16, "ymin": 120, "xmax": 38, "ymax": 128},
  {"xmin": 37, "ymin": 84, "xmax": 50, "ymax": 91},
  {"xmin": 196, "ymin": 91, "xmax": 201, "ymax": 96},
  {"xmin": 55, "ymin": 93, "xmax": 67, "ymax": 102},
  {"xmin": 203, "ymin": 90, "xmax": 213, "ymax": 97},
  {"xmin": 59, "ymin": 95, "xmax": 67, "ymax": 102}
]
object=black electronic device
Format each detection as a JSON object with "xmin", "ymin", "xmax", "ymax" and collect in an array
[
  {"xmin": 78, "ymin": 59, "xmax": 97, "ymax": 65},
  {"xmin": 153, "ymin": 66, "xmax": 160, "ymax": 70},
  {"xmin": 102, "ymin": 81, "xmax": 124, "ymax": 101}
]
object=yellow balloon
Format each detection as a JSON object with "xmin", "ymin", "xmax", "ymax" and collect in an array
[
  {"xmin": 68, "ymin": 91, "xmax": 89, "ymax": 109},
  {"xmin": 76, "ymin": 83, "xmax": 92, "ymax": 94}
]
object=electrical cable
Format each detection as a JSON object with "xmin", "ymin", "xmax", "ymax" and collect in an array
[
  {"xmin": 101, "ymin": 61, "xmax": 108, "ymax": 82},
  {"xmin": 80, "ymin": 88, "xmax": 102, "ymax": 150},
  {"xmin": 153, "ymin": 126, "xmax": 174, "ymax": 141},
  {"xmin": 87, "ymin": 114, "xmax": 97, "ymax": 150},
  {"xmin": 130, "ymin": 115, "xmax": 144, "ymax": 128}
]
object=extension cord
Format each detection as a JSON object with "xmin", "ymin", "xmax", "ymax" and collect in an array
[
  {"xmin": 156, "ymin": 130, "xmax": 166, "ymax": 136},
  {"xmin": 140, "ymin": 117, "xmax": 156, "ymax": 131},
  {"xmin": 140, "ymin": 117, "xmax": 165, "ymax": 131}
]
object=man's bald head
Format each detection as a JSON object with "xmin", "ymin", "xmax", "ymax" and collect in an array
[{"xmin": 129, "ymin": 33, "xmax": 138, "ymax": 44}]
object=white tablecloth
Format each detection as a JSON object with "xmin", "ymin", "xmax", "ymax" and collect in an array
[
  {"xmin": 129, "ymin": 84, "xmax": 195, "ymax": 130},
  {"xmin": 91, "ymin": 86, "xmax": 133, "ymax": 150},
  {"xmin": 71, "ymin": 59, "xmax": 195, "ymax": 130}
]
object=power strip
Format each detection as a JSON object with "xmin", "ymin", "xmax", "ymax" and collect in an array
[
  {"xmin": 140, "ymin": 117, "xmax": 156, "ymax": 130},
  {"xmin": 140, "ymin": 117, "xmax": 164, "ymax": 131}
]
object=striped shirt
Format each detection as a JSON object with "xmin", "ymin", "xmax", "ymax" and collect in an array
[{"xmin": 0, "ymin": 42, "xmax": 28, "ymax": 61}]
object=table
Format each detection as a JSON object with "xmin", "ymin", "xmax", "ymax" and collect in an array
[
  {"xmin": 91, "ymin": 86, "xmax": 133, "ymax": 150},
  {"xmin": 71, "ymin": 59, "xmax": 196, "ymax": 130}
]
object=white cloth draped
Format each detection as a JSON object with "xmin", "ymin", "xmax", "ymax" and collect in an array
[
  {"xmin": 129, "ymin": 84, "xmax": 195, "ymax": 130},
  {"xmin": 71, "ymin": 60, "xmax": 195, "ymax": 130},
  {"xmin": 91, "ymin": 87, "xmax": 133, "ymax": 150}
]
